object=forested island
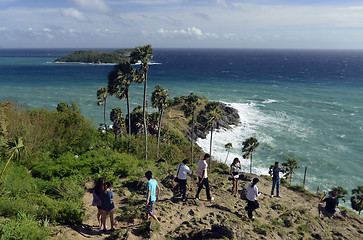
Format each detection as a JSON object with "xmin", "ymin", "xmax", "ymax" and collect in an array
[
  {"xmin": 1, "ymin": 45, "xmax": 362, "ymax": 240},
  {"xmin": 54, "ymin": 49, "xmax": 131, "ymax": 64}
]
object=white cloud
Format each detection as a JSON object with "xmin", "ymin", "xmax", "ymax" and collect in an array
[
  {"xmin": 69, "ymin": 0, "xmax": 110, "ymax": 13},
  {"xmin": 157, "ymin": 27, "xmax": 219, "ymax": 39},
  {"xmin": 0, "ymin": 27, "xmax": 6, "ymax": 32},
  {"xmin": 61, "ymin": 8, "xmax": 87, "ymax": 21}
]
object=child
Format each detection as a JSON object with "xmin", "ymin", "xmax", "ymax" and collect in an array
[
  {"xmin": 100, "ymin": 181, "xmax": 115, "ymax": 231},
  {"xmin": 145, "ymin": 171, "xmax": 160, "ymax": 222}
]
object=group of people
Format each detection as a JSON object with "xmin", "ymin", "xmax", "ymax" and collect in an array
[
  {"xmin": 92, "ymin": 178, "xmax": 116, "ymax": 231},
  {"xmin": 93, "ymin": 155, "xmax": 340, "ymax": 229}
]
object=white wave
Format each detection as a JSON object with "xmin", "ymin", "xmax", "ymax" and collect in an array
[
  {"xmin": 196, "ymin": 101, "xmax": 312, "ymax": 174},
  {"xmin": 262, "ymin": 99, "xmax": 279, "ymax": 104}
]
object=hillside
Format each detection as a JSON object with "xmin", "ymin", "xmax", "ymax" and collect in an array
[{"xmin": 55, "ymin": 170, "xmax": 363, "ymax": 240}]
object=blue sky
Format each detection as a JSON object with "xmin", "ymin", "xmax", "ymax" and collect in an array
[{"xmin": 1, "ymin": 0, "xmax": 363, "ymax": 49}]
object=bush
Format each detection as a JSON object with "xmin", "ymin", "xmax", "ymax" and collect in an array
[{"xmin": 0, "ymin": 212, "xmax": 51, "ymax": 240}]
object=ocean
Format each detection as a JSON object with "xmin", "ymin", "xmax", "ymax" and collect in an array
[{"xmin": 0, "ymin": 48, "xmax": 362, "ymax": 208}]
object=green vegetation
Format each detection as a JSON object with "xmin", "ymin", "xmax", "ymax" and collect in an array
[
  {"xmin": 54, "ymin": 49, "xmax": 131, "ymax": 64},
  {"xmin": 351, "ymin": 186, "xmax": 363, "ymax": 215},
  {"xmin": 242, "ymin": 137, "xmax": 259, "ymax": 174}
]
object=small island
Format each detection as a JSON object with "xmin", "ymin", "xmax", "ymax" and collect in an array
[{"xmin": 54, "ymin": 49, "xmax": 132, "ymax": 64}]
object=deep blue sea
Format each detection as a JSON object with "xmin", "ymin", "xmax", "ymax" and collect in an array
[{"xmin": 1, "ymin": 48, "xmax": 362, "ymax": 208}]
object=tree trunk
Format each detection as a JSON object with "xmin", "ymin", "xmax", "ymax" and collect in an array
[
  {"xmin": 103, "ymin": 99, "xmax": 107, "ymax": 133},
  {"xmin": 225, "ymin": 150, "xmax": 230, "ymax": 164},
  {"xmin": 191, "ymin": 109, "xmax": 195, "ymax": 164},
  {"xmin": 143, "ymin": 71, "xmax": 148, "ymax": 161},
  {"xmin": 209, "ymin": 126, "xmax": 213, "ymax": 170},
  {"xmin": 0, "ymin": 151, "xmax": 15, "ymax": 178},
  {"xmin": 127, "ymin": 92, "xmax": 131, "ymax": 151},
  {"xmin": 157, "ymin": 108, "xmax": 163, "ymax": 158},
  {"xmin": 250, "ymin": 153, "xmax": 252, "ymax": 174}
]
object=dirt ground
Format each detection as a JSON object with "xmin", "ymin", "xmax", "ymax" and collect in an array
[{"xmin": 53, "ymin": 172, "xmax": 363, "ymax": 240}]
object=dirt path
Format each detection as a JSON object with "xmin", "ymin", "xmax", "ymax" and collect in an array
[{"xmin": 53, "ymin": 181, "xmax": 123, "ymax": 240}]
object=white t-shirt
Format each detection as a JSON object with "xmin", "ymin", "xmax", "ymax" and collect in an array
[
  {"xmin": 246, "ymin": 183, "xmax": 258, "ymax": 201},
  {"xmin": 177, "ymin": 164, "xmax": 192, "ymax": 180},
  {"xmin": 197, "ymin": 160, "xmax": 208, "ymax": 178}
]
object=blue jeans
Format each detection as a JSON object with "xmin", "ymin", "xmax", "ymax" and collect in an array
[{"xmin": 271, "ymin": 178, "xmax": 280, "ymax": 196}]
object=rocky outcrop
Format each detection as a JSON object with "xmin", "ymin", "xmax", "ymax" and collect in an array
[{"xmin": 194, "ymin": 102, "xmax": 240, "ymax": 140}]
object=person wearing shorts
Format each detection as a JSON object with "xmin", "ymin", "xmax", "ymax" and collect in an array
[
  {"xmin": 100, "ymin": 181, "xmax": 115, "ymax": 231},
  {"xmin": 145, "ymin": 171, "xmax": 160, "ymax": 222}
]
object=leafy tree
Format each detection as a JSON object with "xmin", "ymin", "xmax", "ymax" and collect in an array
[
  {"xmin": 242, "ymin": 137, "xmax": 259, "ymax": 174},
  {"xmin": 107, "ymin": 62, "xmax": 136, "ymax": 138},
  {"xmin": 0, "ymin": 137, "xmax": 24, "ymax": 178},
  {"xmin": 130, "ymin": 45, "xmax": 154, "ymax": 160},
  {"xmin": 110, "ymin": 108, "xmax": 125, "ymax": 138},
  {"xmin": 97, "ymin": 86, "xmax": 109, "ymax": 133},
  {"xmin": 282, "ymin": 158, "xmax": 300, "ymax": 183},
  {"xmin": 351, "ymin": 186, "xmax": 363, "ymax": 215},
  {"xmin": 224, "ymin": 142, "xmax": 233, "ymax": 164},
  {"xmin": 332, "ymin": 186, "xmax": 348, "ymax": 204},
  {"xmin": 198, "ymin": 101, "xmax": 222, "ymax": 168},
  {"xmin": 182, "ymin": 93, "xmax": 200, "ymax": 164},
  {"xmin": 151, "ymin": 85, "xmax": 168, "ymax": 158}
]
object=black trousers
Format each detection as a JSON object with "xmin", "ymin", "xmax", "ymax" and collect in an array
[
  {"xmin": 245, "ymin": 200, "xmax": 259, "ymax": 219},
  {"xmin": 195, "ymin": 177, "xmax": 211, "ymax": 200},
  {"xmin": 179, "ymin": 179, "xmax": 187, "ymax": 199}
]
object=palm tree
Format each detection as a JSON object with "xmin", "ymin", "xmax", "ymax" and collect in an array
[
  {"xmin": 110, "ymin": 107, "xmax": 125, "ymax": 138},
  {"xmin": 0, "ymin": 137, "xmax": 24, "ymax": 178},
  {"xmin": 224, "ymin": 142, "xmax": 233, "ymax": 164},
  {"xmin": 182, "ymin": 93, "xmax": 200, "ymax": 164},
  {"xmin": 351, "ymin": 186, "xmax": 363, "ymax": 215},
  {"xmin": 130, "ymin": 45, "xmax": 154, "ymax": 161},
  {"xmin": 151, "ymin": 84, "xmax": 168, "ymax": 158},
  {"xmin": 97, "ymin": 86, "xmax": 109, "ymax": 133},
  {"xmin": 332, "ymin": 186, "xmax": 348, "ymax": 205},
  {"xmin": 282, "ymin": 158, "xmax": 300, "ymax": 183},
  {"xmin": 242, "ymin": 137, "xmax": 259, "ymax": 174},
  {"xmin": 107, "ymin": 62, "xmax": 136, "ymax": 138},
  {"xmin": 198, "ymin": 101, "xmax": 222, "ymax": 168}
]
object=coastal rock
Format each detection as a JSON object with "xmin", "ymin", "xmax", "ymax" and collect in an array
[{"xmin": 193, "ymin": 102, "xmax": 240, "ymax": 140}]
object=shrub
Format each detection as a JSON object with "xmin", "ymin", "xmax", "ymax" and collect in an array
[{"xmin": 0, "ymin": 211, "xmax": 51, "ymax": 240}]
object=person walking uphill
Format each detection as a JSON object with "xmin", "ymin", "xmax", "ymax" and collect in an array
[
  {"xmin": 145, "ymin": 171, "xmax": 160, "ymax": 222},
  {"xmin": 177, "ymin": 159, "xmax": 193, "ymax": 202},
  {"xmin": 245, "ymin": 178, "xmax": 260, "ymax": 219},
  {"xmin": 270, "ymin": 161, "xmax": 285, "ymax": 198},
  {"xmin": 195, "ymin": 154, "xmax": 214, "ymax": 201}
]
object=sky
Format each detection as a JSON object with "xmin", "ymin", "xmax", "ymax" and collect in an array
[{"xmin": 2, "ymin": 0, "xmax": 363, "ymax": 49}]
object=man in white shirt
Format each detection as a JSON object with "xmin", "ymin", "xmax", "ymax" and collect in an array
[{"xmin": 195, "ymin": 154, "xmax": 214, "ymax": 201}]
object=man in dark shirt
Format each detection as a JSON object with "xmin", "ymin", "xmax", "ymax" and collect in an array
[{"xmin": 318, "ymin": 191, "xmax": 340, "ymax": 218}]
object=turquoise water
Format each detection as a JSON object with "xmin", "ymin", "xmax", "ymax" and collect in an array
[{"xmin": 0, "ymin": 48, "xmax": 362, "ymax": 209}]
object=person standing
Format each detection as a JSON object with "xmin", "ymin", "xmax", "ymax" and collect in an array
[
  {"xmin": 245, "ymin": 178, "xmax": 260, "ymax": 219},
  {"xmin": 195, "ymin": 153, "xmax": 214, "ymax": 201},
  {"xmin": 92, "ymin": 178, "xmax": 104, "ymax": 230},
  {"xmin": 177, "ymin": 159, "xmax": 193, "ymax": 202},
  {"xmin": 100, "ymin": 181, "xmax": 115, "ymax": 231},
  {"xmin": 230, "ymin": 158, "xmax": 242, "ymax": 197},
  {"xmin": 145, "ymin": 171, "xmax": 160, "ymax": 222},
  {"xmin": 318, "ymin": 191, "xmax": 340, "ymax": 218},
  {"xmin": 270, "ymin": 161, "xmax": 285, "ymax": 198}
]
